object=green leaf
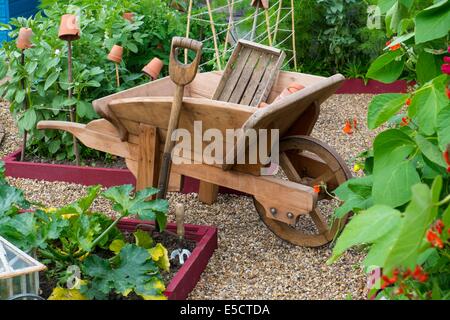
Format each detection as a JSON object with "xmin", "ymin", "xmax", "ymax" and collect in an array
[
  {"xmin": 109, "ymin": 239, "xmax": 126, "ymax": 254},
  {"xmin": 82, "ymin": 244, "xmax": 160, "ymax": 300},
  {"xmin": 415, "ymin": 0, "xmax": 450, "ymax": 44},
  {"xmin": 366, "ymin": 50, "xmax": 405, "ymax": 83},
  {"xmin": 126, "ymin": 42, "xmax": 138, "ymax": 53},
  {"xmin": 442, "ymin": 205, "xmax": 450, "ymax": 227},
  {"xmin": 0, "ymin": 184, "xmax": 29, "ymax": 216},
  {"xmin": 14, "ymin": 90, "xmax": 25, "ymax": 104},
  {"xmin": 437, "ymin": 107, "xmax": 450, "ymax": 151},
  {"xmin": 76, "ymin": 100, "xmax": 97, "ymax": 119},
  {"xmin": 328, "ymin": 205, "xmax": 402, "ymax": 264},
  {"xmin": 383, "ymin": 183, "xmax": 438, "ymax": 273},
  {"xmin": 19, "ymin": 109, "xmax": 37, "ymax": 131},
  {"xmin": 148, "ymin": 243, "xmax": 170, "ymax": 272},
  {"xmin": 334, "ymin": 176, "xmax": 373, "ymax": 218},
  {"xmin": 25, "ymin": 61, "xmax": 38, "ymax": 74},
  {"xmin": 415, "ymin": 134, "xmax": 447, "ymax": 168},
  {"xmin": 367, "ymin": 93, "xmax": 408, "ymax": 129},
  {"xmin": 44, "ymin": 71, "xmax": 59, "ymax": 90},
  {"xmin": 48, "ymin": 140, "xmax": 60, "ymax": 154},
  {"xmin": 408, "ymin": 75, "xmax": 448, "ymax": 136},
  {"xmin": 416, "ymin": 51, "xmax": 442, "ymax": 85},
  {"xmin": 133, "ymin": 229, "xmax": 154, "ymax": 249},
  {"xmin": 372, "ymin": 129, "xmax": 420, "ymax": 207}
]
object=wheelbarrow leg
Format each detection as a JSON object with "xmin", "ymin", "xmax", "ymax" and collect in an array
[
  {"xmin": 198, "ymin": 181, "xmax": 218, "ymax": 205},
  {"xmin": 136, "ymin": 124, "xmax": 160, "ymax": 191}
]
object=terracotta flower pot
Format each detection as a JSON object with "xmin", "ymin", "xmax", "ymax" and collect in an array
[
  {"xmin": 107, "ymin": 45, "xmax": 123, "ymax": 63},
  {"xmin": 16, "ymin": 28, "xmax": 33, "ymax": 50},
  {"xmin": 251, "ymin": 0, "xmax": 269, "ymax": 9},
  {"xmin": 58, "ymin": 14, "xmax": 80, "ymax": 41},
  {"xmin": 123, "ymin": 12, "xmax": 134, "ymax": 22},
  {"xmin": 142, "ymin": 57, "xmax": 164, "ymax": 80}
]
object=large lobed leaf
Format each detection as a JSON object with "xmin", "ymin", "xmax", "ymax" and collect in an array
[{"xmin": 372, "ymin": 129, "xmax": 420, "ymax": 208}]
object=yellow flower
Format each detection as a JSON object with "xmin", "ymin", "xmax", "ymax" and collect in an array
[
  {"xmin": 353, "ymin": 163, "xmax": 364, "ymax": 172},
  {"xmin": 43, "ymin": 207, "xmax": 57, "ymax": 213}
]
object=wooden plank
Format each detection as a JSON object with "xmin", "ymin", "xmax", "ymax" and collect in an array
[
  {"xmin": 136, "ymin": 124, "xmax": 159, "ymax": 191},
  {"xmin": 229, "ymin": 49, "xmax": 262, "ymax": 104},
  {"xmin": 212, "ymin": 43, "xmax": 242, "ymax": 100},
  {"xmin": 240, "ymin": 53, "xmax": 271, "ymax": 106},
  {"xmin": 198, "ymin": 181, "xmax": 219, "ymax": 204},
  {"xmin": 250, "ymin": 51, "xmax": 286, "ymax": 107},
  {"xmin": 218, "ymin": 47, "xmax": 252, "ymax": 102}
]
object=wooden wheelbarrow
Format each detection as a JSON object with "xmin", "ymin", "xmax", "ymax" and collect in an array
[{"xmin": 38, "ymin": 41, "xmax": 351, "ymax": 247}]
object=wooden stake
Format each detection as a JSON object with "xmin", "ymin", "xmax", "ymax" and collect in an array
[
  {"xmin": 251, "ymin": 1, "xmax": 260, "ymax": 41},
  {"xmin": 115, "ymin": 63, "xmax": 120, "ymax": 88},
  {"xmin": 67, "ymin": 40, "xmax": 80, "ymax": 165},
  {"xmin": 206, "ymin": 0, "xmax": 222, "ymax": 70},
  {"xmin": 273, "ymin": 0, "xmax": 283, "ymax": 44},
  {"xmin": 264, "ymin": 9, "xmax": 272, "ymax": 46},
  {"xmin": 19, "ymin": 50, "xmax": 27, "ymax": 162},
  {"xmin": 185, "ymin": 0, "xmax": 193, "ymax": 64},
  {"xmin": 291, "ymin": 0, "xmax": 297, "ymax": 70},
  {"xmin": 222, "ymin": 0, "xmax": 234, "ymax": 60}
]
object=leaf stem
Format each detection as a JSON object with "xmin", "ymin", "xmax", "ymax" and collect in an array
[{"xmin": 90, "ymin": 216, "xmax": 121, "ymax": 250}]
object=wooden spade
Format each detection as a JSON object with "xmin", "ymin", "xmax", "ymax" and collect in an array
[{"xmin": 157, "ymin": 37, "xmax": 203, "ymax": 200}]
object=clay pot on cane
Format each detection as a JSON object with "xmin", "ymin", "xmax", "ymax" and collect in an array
[
  {"xmin": 107, "ymin": 45, "xmax": 124, "ymax": 63},
  {"xmin": 251, "ymin": 0, "xmax": 269, "ymax": 9},
  {"xmin": 142, "ymin": 58, "xmax": 164, "ymax": 80},
  {"xmin": 58, "ymin": 14, "xmax": 80, "ymax": 41},
  {"xmin": 16, "ymin": 28, "xmax": 33, "ymax": 50},
  {"xmin": 123, "ymin": 12, "xmax": 134, "ymax": 22}
]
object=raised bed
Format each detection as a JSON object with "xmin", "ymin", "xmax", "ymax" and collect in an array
[
  {"xmin": 3, "ymin": 149, "xmax": 242, "ymax": 194},
  {"xmin": 118, "ymin": 219, "xmax": 218, "ymax": 300},
  {"xmin": 336, "ymin": 79, "xmax": 409, "ymax": 94}
]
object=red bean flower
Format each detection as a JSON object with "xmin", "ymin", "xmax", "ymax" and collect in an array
[
  {"xmin": 444, "ymin": 149, "xmax": 450, "ymax": 173},
  {"xmin": 412, "ymin": 265, "xmax": 428, "ymax": 283},
  {"xmin": 442, "ymin": 48, "xmax": 450, "ymax": 75},
  {"xmin": 386, "ymin": 40, "xmax": 401, "ymax": 51},
  {"xmin": 400, "ymin": 117, "xmax": 410, "ymax": 127},
  {"xmin": 313, "ymin": 185, "xmax": 321, "ymax": 193},
  {"xmin": 343, "ymin": 120, "xmax": 353, "ymax": 135},
  {"xmin": 426, "ymin": 229, "xmax": 444, "ymax": 249}
]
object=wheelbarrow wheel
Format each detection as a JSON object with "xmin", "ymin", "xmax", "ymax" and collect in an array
[{"xmin": 254, "ymin": 135, "xmax": 352, "ymax": 247}]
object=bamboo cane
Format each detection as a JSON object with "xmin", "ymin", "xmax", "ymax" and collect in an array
[
  {"xmin": 19, "ymin": 50, "xmax": 27, "ymax": 162},
  {"xmin": 222, "ymin": 0, "xmax": 234, "ymax": 60},
  {"xmin": 67, "ymin": 40, "xmax": 80, "ymax": 165},
  {"xmin": 291, "ymin": 0, "xmax": 297, "ymax": 70},
  {"xmin": 206, "ymin": 0, "xmax": 222, "ymax": 70},
  {"xmin": 251, "ymin": 1, "xmax": 260, "ymax": 41},
  {"xmin": 273, "ymin": 0, "xmax": 283, "ymax": 44},
  {"xmin": 115, "ymin": 63, "xmax": 120, "ymax": 88},
  {"xmin": 184, "ymin": 0, "xmax": 193, "ymax": 64},
  {"xmin": 264, "ymin": 8, "xmax": 272, "ymax": 46}
]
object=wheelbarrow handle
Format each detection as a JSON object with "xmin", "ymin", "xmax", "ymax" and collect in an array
[{"xmin": 169, "ymin": 37, "xmax": 203, "ymax": 86}]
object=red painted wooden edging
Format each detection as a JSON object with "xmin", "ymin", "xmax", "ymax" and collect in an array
[
  {"xmin": 117, "ymin": 219, "xmax": 218, "ymax": 300},
  {"xmin": 3, "ymin": 150, "xmax": 136, "ymax": 187},
  {"xmin": 3, "ymin": 149, "xmax": 242, "ymax": 194},
  {"xmin": 336, "ymin": 79, "xmax": 408, "ymax": 94}
]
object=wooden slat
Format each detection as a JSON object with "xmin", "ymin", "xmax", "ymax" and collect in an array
[
  {"xmin": 240, "ymin": 53, "xmax": 271, "ymax": 106},
  {"xmin": 218, "ymin": 47, "xmax": 252, "ymax": 101},
  {"xmin": 250, "ymin": 51, "xmax": 286, "ymax": 107},
  {"xmin": 229, "ymin": 50, "xmax": 262, "ymax": 104}
]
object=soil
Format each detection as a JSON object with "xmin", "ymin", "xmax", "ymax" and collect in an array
[
  {"xmin": 23, "ymin": 154, "xmax": 127, "ymax": 169},
  {"xmin": 38, "ymin": 228, "xmax": 197, "ymax": 300}
]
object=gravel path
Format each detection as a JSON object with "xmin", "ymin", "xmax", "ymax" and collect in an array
[
  {"xmin": 0, "ymin": 100, "xmax": 21, "ymax": 158},
  {"xmin": 2, "ymin": 94, "xmax": 375, "ymax": 300}
]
